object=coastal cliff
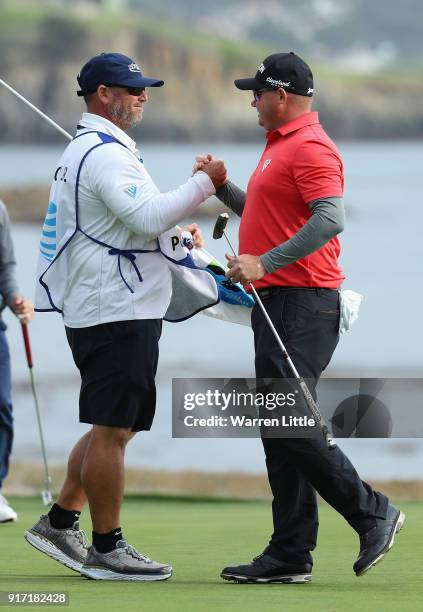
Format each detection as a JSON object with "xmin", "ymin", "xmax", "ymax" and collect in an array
[{"xmin": 1, "ymin": 3, "xmax": 423, "ymax": 143}]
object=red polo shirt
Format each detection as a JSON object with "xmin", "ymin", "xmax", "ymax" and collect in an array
[{"xmin": 238, "ymin": 111, "xmax": 345, "ymax": 289}]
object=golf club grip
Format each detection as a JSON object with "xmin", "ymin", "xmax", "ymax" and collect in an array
[
  {"xmin": 21, "ymin": 322, "xmax": 33, "ymax": 368},
  {"xmin": 322, "ymin": 425, "xmax": 337, "ymax": 450},
  {"xmin": 213, "ymin": 213, "xmax": 229, "ymax": 239},
  {"xmin": 298, "ymin": 378, "xmax": 337, "ymax": 450}
]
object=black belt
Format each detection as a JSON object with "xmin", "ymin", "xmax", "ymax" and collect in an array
[{"xmin": 255, "ymin": 286, "xmax": 338, "ymax": 298}]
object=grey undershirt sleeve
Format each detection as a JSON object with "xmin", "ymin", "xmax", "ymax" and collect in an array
[
  {"xmin": 260, "ymin": 196, "xmax": 345, "ymax": 274},
  {"xmin": 215, "ymin": 181, "xmax": 246, "ymax": 217},
  {"xmin": 0, "ymin": 201, "xmax": 19, "ymax": 310}
]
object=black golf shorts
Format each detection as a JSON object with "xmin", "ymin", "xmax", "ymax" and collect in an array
[{"xmin": 65, "ymin": 319, "xmax": 162, "ymax": 431}]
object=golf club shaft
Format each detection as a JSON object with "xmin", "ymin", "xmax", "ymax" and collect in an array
[
  {"xmin": 0, "ymin": 79, "xmax": 72, "ymax": 141},
  {"xmin": 223, "ymin": 230, "xmax": 336, "ymax": 449},
  {"xmin": 29, "ymin": 369, "xmax": 52, "ymax": 490},
  {"xmin": 21, "ymin": 323, "xmax": 53, "ymax": 503}
]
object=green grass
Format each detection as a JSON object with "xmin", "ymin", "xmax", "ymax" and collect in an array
[{"xmin": 0, "ymin": 497, "xmax": 421, "ymax": 612}]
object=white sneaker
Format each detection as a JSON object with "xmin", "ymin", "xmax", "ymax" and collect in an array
[{"xmin": 0, "ymin": 494, "xmax": 18, "ymax": 523}]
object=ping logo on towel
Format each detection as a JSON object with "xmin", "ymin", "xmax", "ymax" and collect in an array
[{"xmin": 124, "ymin": 185, "xmax": 138, "ymax": 199}]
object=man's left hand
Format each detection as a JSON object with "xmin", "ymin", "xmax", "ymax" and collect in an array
[
  {"xmin": 225, "ymin": 254, "xmax": 266, "ymax": 284},
  {"xmin": 180, "ymin": 223, "xmax": 204, "ymax": 248}
]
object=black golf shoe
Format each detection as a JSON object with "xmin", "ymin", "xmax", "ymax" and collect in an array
[
  {"xmin": 354, "ymin": 504, "xmax": 405, "ymax": 576},
  {"xmin": 221, "ymin": 553, "xmax": 312, "ymax": 584}
]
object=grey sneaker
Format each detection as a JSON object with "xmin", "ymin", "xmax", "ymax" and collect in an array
[
  {"xmin": 79, "ymin": 539, "xmax": 172, "ymax": 581},
  {"xmin": 25, "ymin": 515, "xmax": 88, "ymax": 572}
]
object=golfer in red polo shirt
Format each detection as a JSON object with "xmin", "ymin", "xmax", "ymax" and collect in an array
[{"xmin": 197, "ymin": 52, "xmax": 404, "ymax": 584}]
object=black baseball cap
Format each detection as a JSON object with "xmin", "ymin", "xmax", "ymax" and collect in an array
[
  {"xmin": 234, "ymin": 52, "xmax": 314, "ymax": 97},
  {"xmin": 77, "ymin": 52, "xmax": 164, "ymax": 96}
]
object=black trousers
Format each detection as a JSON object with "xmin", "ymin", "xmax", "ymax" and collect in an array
[{"xmin": 251, "ymin": 288, "xmax": 388, "ymax": 565}]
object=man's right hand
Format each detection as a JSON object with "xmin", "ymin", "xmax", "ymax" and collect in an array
[
  {"xmin": 193, "ymin": 153, "xmax": 213, "ymax": 174},
  {"xmin": 193, "ymin": 154, "xmax": 228, "ymax": 188},
  {"xmin": 11, "ymin": 295, "xmax": 34, "ymax": 324}
]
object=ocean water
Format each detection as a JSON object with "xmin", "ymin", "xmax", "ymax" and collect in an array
[{"xmin": 1, "ymin": 141, "xmax": 423, "ymax": 479}]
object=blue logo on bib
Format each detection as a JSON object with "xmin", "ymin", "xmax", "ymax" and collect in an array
[
  {"xmin": 39, "ymin": 201, "xmax": 57, "ymax": 261},
  {"xmin": 124, "ymin": 185, "xmax": 138, "ymax": 199}
]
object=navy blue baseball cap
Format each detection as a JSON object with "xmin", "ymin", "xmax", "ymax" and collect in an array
[{"xmin": 77, "ymin": 52, "xmax": 164, "ymax": 96}]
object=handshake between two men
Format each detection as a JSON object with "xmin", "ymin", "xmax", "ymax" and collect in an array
[
  {"xmin": 190, "ymin": 153, "xmax": 267, "ymax": 285},
  {"xmin": 179, "ymin": 155, "xmax": 227, "ymax": 251}
]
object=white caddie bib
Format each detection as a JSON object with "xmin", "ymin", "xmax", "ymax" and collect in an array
[{"xmin": 35, "ymin": 130, "xmax": 254, "ymax": 326}]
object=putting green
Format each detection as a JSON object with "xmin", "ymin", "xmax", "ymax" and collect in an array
[{"xmin": 0, "ymin": 496, "xmax": 420, "ymax": 612}]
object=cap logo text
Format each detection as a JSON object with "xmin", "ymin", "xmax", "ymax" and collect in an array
[
  {"xmin": 307, "ymin": 87, "xmax": 314, "ymax": 94},
  {"xmin": 266, "ymin": 77, "xmax": 290, "ymax": 87},
  {"xmin": 258, "ymin": 63, "xmax": 265, "ymax": 73},
  {"xmin": 128, "ymin": 62, "xmax": 141, "ymax": 73}
]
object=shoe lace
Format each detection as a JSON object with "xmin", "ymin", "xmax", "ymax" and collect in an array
[
  {"xmin": 124, "ymin": 543, "xmax": 152, "ymax": 563},
  {"xmin": 67, "ymin": 527, "xmax": 88, "ymax": 549}
]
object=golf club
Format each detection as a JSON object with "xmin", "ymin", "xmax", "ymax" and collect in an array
[
  {"xmin": 0, "ymin": 79, "xmax": 72, "ymax": 141},
  {"xmin": 20, "ymin": 321, "xmax": 53, "ymax": 505},
  {"xmin": 213, "ymin": 213, "xmax": 336, "ymax": 450}
]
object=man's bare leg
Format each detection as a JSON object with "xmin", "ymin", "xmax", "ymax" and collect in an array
[
  {"xmin": 56, "ymin": 431, "xmax": 92, "ymax": 511},
  {"xmin": 54, "ymin": 427, "xmax": 137, "ymax": 516},
  {"xmin": 78, "ymin": 424, "xmax": 172, "ymax": 580},
  {"xmin": 81, "ymin": 425, "xmax": 135, "ymax": 533},
  {"xmin": 25, "ymin": 432, "xmax": 97, "ymax": 570}
]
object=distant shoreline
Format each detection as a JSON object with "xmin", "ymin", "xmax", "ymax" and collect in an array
[{"xmin": 4, "ymin": 462, "xmax": 423, "ymax": 501}]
